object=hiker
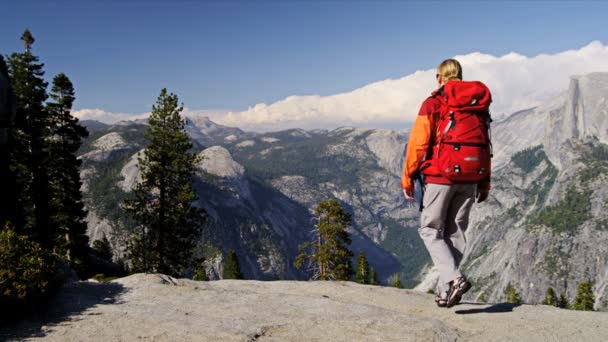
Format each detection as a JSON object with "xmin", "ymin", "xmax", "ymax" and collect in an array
[{"xmin": 401, "ymin": 59, "xmax": 492, "ymax": 308}]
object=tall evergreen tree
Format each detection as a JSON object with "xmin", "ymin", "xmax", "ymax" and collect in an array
[
  {"xmin": 46, "ymin": 73, "xmax": 89, "ymax": 271},
  {"xmin": 541, "ymin": 287, "xmax": 558, "ymax": 307},
  {"xmin": 124, "ymin": 89, "xmax": 204, "ymax": 277},
  {"xmin": 294, "ymin": 198, "xmax": 354, "ymax": 281},
  {"xmin": 369, "ymin": 267, "xmax": 379, "ymax": 286},
  {"xmin": 7, "ymin": 29, "xmax": 50, "ymax": 237},
  {"xmin": 573, "ymin": 281, "xmax": 595, "ymax": 311},
  {"xmin": 0, "ymin": 54, "xmax": 16, "ymax": 228},
  {"xmin": 223, "ymin": 249, "xmax": 243, "ymax": 280},
  {"xmin": 355, "ymin": 251, "xmax": 370, "ymax": 284}
]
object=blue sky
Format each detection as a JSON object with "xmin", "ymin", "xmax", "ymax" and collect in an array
[{"xmin": 2, "ymin": 1, "xmax": 608, "ymax": 115}]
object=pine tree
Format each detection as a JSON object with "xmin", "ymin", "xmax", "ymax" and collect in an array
[
  {"xmin": 92, "ymin": 234, "xmax": 113, "ymax": 262},
  {"xmin": 369, "ymin": 267, "xmax": 379, "ymax": 285},
  {"xmin": 573, "ymin": 281, "xmax": 595, "ymax": 311},
  {"xmin": 7, "ymin": 29, "xmax": 50, "ymax": 238},
  {"xmin": 193, "ymin": 259, "xmax": 209, "ymax": 281},
  {"xmin": 124, "ymin": 89, "xmax": 205, "ymax": 277},
  {"xmin": 503, "ymin": 283, "xmax": 522, "ymax": 304},
  {"xmin": 0, "ymin": 54, "xmax": 16, "ymax": 228},
  {"xmin": 294, "ymin": 198, "xmax": 354, "ymax": 281},
  {"xmin": 223, "ymin": 249, "xmax": 243, "ymax": 279},
  {"xmin": 46, "ymin": 73, "xmax": 89, "ymax": 272},
  {"xmin": 355, "ymin": 251, "xmax": 370, "ymax": 284},
  {"xmin": 390, "ymin": 273, "xmax": 403, "ymax": 289},
  {"xmin": 557, "ymin": 292, "xmax": 570, "ymax": 309},
  {"xmin": 541, "ymin": 287, "xmax": 558, "ymax": 307}
]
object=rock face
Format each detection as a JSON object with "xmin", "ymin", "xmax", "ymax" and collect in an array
[
  {"xmin": 197, "ymin": 146, "xmax": 245, "ymax": 179},
  {"xmin": 3, "ymin": 274, "xmax": 607, "ymax": 342},
  {"xmin": 81, "ymin": 132, "xmax": 130, "ymax": 161},
  {"xmin": 183, "ymin": 115, "xmax": 247, "ymax": 147}
]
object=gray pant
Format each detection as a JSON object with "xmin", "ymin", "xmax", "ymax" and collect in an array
[{"xmin": 419, "ymin": 183, "xmax": 476, "ymax": 292}]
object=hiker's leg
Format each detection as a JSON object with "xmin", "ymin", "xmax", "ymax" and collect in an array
[
  {"xmin": 444, "ymin": 184, "xmax": 476, "ymax": 267},
  {"xmin": 419, "ymin": 183, "xmax": 459, "ymax": 293}
]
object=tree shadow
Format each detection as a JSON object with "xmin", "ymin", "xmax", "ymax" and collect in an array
[
  {"xmin": 0, "ymin": 281, "xmax": 127, "ymax": 340},
  {"xmin": 454, "ymin": 302, "xmax": 523, "ymax": 314}
]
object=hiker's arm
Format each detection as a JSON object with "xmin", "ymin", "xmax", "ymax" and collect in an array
[{"xmin": 401, "ymin": 100, "xmax": 434, "ymax": 193}]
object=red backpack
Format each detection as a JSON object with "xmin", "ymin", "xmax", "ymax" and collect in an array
[{"xmin": 422, "ymin": 81, "xmax": 492, "ymax": 183}]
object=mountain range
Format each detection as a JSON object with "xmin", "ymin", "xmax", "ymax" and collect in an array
[{"xmin": 79, "ymin": 72, "xmax": 608, "ymax": 308}]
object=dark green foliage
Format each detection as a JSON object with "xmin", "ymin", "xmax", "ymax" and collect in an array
[
  {"xmin": 573, "ymin": 281, "xmax": 595, "ymax": 311},
  {"xmin": 91, "ymin": 274, "xmax": 118, "ymax": 282},
  {"xmin": 6, "ymin": 29, "xmax": 50, "ymax": 235},
  {"xmin": 295, "ymin": 198, "xmax": 354, "ymax": 281},
  {"xmin": 426, "ymin": 288, "xmax": 435, "ymax": 294},
  {"xmin": 503, "ymin": 283, "xmax": 522, "ymax": 304},
  {"xmin": 541, "ymin": 287, "xmax": 558, "ymax": 306},
  {"xmin": 223, "ymin": 249, "xmax": 243, "ymax": 279},
  {"xmin": 4, "ymin": 32, "xmax": 89, "ymax": 275},
  {"xmin": 46, "ymin": 73, "xmax": 90, "ymax": 272},
  {"xmin": 92, "ymin": 234, "xmax": 113, "ymax": 262},
  {"xmin": 511, "ymin": 145, "xmax": 544, "ymax": 173},
  {"xmin": 530, "ymin": 185, "xmax": 591, "ymax": 233},
  {"xmin": 390, "ymin": 274, "xmax": 403, "ymax": 289},
  {"xmin": 379, "ymin": 218, "xmax": 429, "ymax": 288},
  {"xmin": 0, "ymin": 223, "xmax": 59, "ymax": 309},
  {"xmin": 478, "ymin": 292, "xmax": 488, "ymax": 303},
  {"xmin": 0, "ymin": 54, "xmax": 16, "ymax": 227},
  {"xmin": 124, "ymin": 89, "xmax": 205, "ymax": 277},
  {"xmin": 558, "ymin": 292, "xmax": 570, "ymax": 309},
  {"xmin": 522, "ymin": 159, "xmax": 558, "ymax": 208},
  {"xmin": 355, "ymin": 251, "xmax": 370, "ymax": 284},
  {"xmin": 369, "ymin": 267, "xmax": 379, "ymax": 285},
  {"xmin": 193, "ymin": 261, "xmax": 209, "ymax": 281}
]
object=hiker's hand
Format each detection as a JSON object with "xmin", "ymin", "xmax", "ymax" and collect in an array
[
  {"xmin": 476, "ymin": 189, "xmax": 488, "ymax": 203},
  {"xmin": 476, "ymin": 181, "xmax": 490, "ymax": 203},
  {"xmin": 403, "ymin": 188, "xmax": 415, "ymax": 202}
]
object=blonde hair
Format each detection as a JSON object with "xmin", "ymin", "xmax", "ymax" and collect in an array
[{"xmin": 437, "ymin": 59, "xmax": 462, "ymax": 82}]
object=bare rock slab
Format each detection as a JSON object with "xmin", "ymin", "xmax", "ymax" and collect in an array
[{"xmin": 3, "ymin": 274, "xmax": 607, "ymax": 341}]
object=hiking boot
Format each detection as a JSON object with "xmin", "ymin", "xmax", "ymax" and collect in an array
[
  {"xmin": 435, "ymin": 291, "xmax": 448, "ymax": 307},
  {"xmin": 446, "ymin": 276, "xmax": 471, "ymax": 308}
]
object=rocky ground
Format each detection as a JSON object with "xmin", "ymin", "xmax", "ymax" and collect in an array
[{"xmin": 2, "ymin": 274, "xmax": 607, "ymax": 342}]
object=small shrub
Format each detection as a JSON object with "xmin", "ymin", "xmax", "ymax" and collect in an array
[
  {"xmin": 503, "ymin": 283, "xmax": 522, "ymax": 304},
  {"xmin": 91, "ymin": 273, "xmax": 118, "ymax": 282},
  {"xmin": 390, "ymin": 274, "xmax": 403, "ymax": 289},
  {"xmin": 573, "ymin": 281, "xmax": 595, "ymax": 311},
  {"xmin": 0, "ymin": 223, "xmax": 61, "ymax": 315}
]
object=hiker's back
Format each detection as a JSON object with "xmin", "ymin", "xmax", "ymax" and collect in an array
[{"xmin": 429, "ymin": 80, "xmax": 492, "ymax": 183}]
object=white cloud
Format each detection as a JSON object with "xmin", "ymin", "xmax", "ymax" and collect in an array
[
  {"xmin": 75, "ymin": 41, "xmax": 608, "ymax": 132},
  {"xmin": 73, "ymin": 108, "xmax": 231, "ymax": 125},
  {"xmin": 73, "ymin": 108, "xmax": 150, "ymax": 124}
]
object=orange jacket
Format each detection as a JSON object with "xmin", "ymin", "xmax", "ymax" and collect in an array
[
  {"xmin": 401, "ymin": 90, "xmax": 441, "ymax": 192},
  {"xmin": 401, "ymin": 88, "xmax": 491, "ymax": 193}
]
